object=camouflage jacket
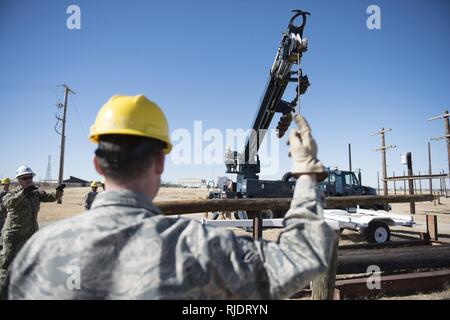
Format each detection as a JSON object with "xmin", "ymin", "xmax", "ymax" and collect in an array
[
  {"xmin": 84, "ymin": 191, "xmax": 98, "ymax": 210},
  {"xmin": 0, "ymin": 190, "xmax": 9, "ymax": 217},
  {"xmin": 0, "ymin": 190, "xmax": 8, "ymax": 232},
  {"xmin": 1, "ymin": 187, "xmax": 59, "ymax": 238},
  {"xmin": 0, "ymin": 190, "xmax": 7, "ymax": 210},
  {"xmin": 3, "ymin": 178, "xmax": 336, "ymax": 300}
]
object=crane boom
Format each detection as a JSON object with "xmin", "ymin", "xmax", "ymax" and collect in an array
[{"xmin": 226, "ymin": 10, "xmax": 311, "ymax": 180}]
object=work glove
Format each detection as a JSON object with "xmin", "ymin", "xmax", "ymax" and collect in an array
[
  {"xmin": 23, "ymin": 185, "xmax": 38, "ymax": 195},
  {"xmin": 56, "ymin": 184, "xmax": 66, "ymax": 197},
  {"xmin": 287, "ymin": 114, "xmax": 328, "ymax": 181}
]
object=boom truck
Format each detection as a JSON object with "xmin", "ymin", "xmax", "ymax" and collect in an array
[{"xmin": 213, "ymin": 10, "xmax": 388, "ymax": 220}]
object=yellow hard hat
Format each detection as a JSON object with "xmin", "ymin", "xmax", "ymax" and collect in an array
[
  {"xmin": 91, "ymin": 181, "xmax": 98, "ymax": 188},
  {"xmin": 89, "ymin": 95, "xmax": 172, "ymax": 154},
  {"xmin": 1, "ymin": 177, "xmax": 10, "ymax": 184}
]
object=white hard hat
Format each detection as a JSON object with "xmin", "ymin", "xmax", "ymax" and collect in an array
[{"xmin": 16, "ymin": 165, "xmax": 36, "ymax": 178}]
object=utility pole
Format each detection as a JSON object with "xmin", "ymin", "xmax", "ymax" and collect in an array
[
  {"xmin": 355, "ymin": 168, "xmax": 362, "ymax": 185},
  {"xmin": 428, "ymin": 110, "xmax": 450, "ymax": 184},
  {"xmin": 57, "ymin": 84, "xmax": 75, "ymax": 203},
  {"xmin": 372, "ymin": 128, "xmax": 396, "ymax": 195},
  {"xmin": 406, "ymin": 152, "xmax": 415, "ymax": 214},
  {"xmin": 403, "ymin": 170, "xmax": 406, "ymax": 195},
  {"xmin": 418, "ymin": 171, "xmax": 422, "ymax": 194},
  {"xmin": 442, "ymin": 171, "xmax": 447, "ymax": 197},
  {"xmin": 348, "ymin": 143, "xmax": 352, "ymax": 172},
  {"xmin": 428, "ymin": 141, "xmax": 433, "ymax": 194},
  {"xmin": 393, "ymin": 171, "xmax": 396, "ymax": 195},
  {"xmin": 377, "ymin": 171, "xmax": 380, "ymax": 195}
]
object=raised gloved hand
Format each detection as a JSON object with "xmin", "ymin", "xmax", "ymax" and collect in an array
[
  {"xmin": 23, "ymin": 185, "xmax": 38, "ymax": 195},
  {"xmin": 56, "ymin": 184, "xmax": 65, "ymax": 198},
  {"xmin": 287, "ymin": 114, "xmax": 327, "ymax": 181}
]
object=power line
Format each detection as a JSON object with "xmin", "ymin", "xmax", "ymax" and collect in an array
[
  {"xmin": 0, "ymin": 83, "xmax": 56, "ymax": 90},
  {"xmin": 70, "ymin": 94, "xmax": 86, "ymax": 132}
]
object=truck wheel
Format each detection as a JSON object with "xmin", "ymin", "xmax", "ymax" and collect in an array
[
  {"xmin": 261, "ymin": 209, "xmax": 273, "ymax": 219},
  {"xmin": 272, "ymin": 209, "xmax": 287, "ymax": 218},
  {"xmin": 366, "ymin": 221, "xmax": 390, "ymax": 243},
  {"xmin": 282, "ymin": 172, "xmax": 296, "ymax": 182},
  {"xmin": 211, "ymin": 212, "xmax": 220, "ymax": 220}
]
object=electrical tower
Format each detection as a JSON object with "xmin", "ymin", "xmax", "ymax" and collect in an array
[{"xmin": 45, "ymin": 155, "xmax": 52, "ymax": 182}]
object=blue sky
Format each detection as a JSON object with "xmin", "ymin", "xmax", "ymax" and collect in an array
[{"xmin": 0, "ymin": 0, "xmax": 449, "ymax": 189}]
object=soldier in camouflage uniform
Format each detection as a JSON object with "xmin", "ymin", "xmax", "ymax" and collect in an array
[
  {"xmin": 84, "ymin": 182, "xmax": 99, "ymax": 210},
  {"xmin": 0, "ymin": 165, "xmax": 64, "ymax": 290},
  {"xmin": 1, "ymin": 95, "xmax": 335, "ymax": 300},
  {"xmin": 0, "ymin": 178, "xmax": 11, "ymax": 238}
]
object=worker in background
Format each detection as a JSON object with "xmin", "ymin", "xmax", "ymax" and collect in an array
[
  {"xmin": 0, "ymin": 178, "xmax": 11, "ymax": 237},
  {"xmin": 84, "ymin": 182, "xmax": 99, "ymax": 210},
  {"xmin": 0, "ymin": 165, "xmax": 64, "ymax": 290},
  {"xmin": 1, "ymin": 95, "xmax": 335, "ymax": 299}
]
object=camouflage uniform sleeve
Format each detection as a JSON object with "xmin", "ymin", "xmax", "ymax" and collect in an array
[
  {"xmin": 2, "ymin": 190, "xmax": 25, "ymax": 209},
  {"xmin": 0, "ymin": 271, "xmax": 9, "ymax": 300},
  {"xmin": 38, "ymin": 190, "xmax": 59, "ymax": 203},
  {"xmin": 84, "ymin": 193, "xmax": 90, "ymax": 209},
  {"xmin": 262, "ymin": 175, "xmax": 337, "ymax": 298},
  {"xmin": 197, "ymin": 176, "xmax": 336, "ymax": 299}
]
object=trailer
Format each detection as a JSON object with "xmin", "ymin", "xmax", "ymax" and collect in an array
[
  {"xmin": 323, "ymin": 207, "xmax": 414, "ymax": 243},
  {"xmin": 200, "ymin": 207, "xmax": 414, "ymax": 244}
]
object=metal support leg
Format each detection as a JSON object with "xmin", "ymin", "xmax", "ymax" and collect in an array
[
  {"xmin": 426, "ymin": 214, "xmax": 439, "ymax": 241},
  {"xmin": 253, "ymin": 212, "xmax": 263, "ymax": 240}
]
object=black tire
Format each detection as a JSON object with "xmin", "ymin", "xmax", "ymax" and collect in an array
[
  {"xmin": 281, "ymin": 172, "xmax": 296, "ymax": 182},
  {"xmin": 211, "ymin": 212, "xmax": 220, "ymax": 220},
  {"xmin": 272, "ymin": 209, "xmax": 287, "ymax": 218},
  {"xmin": 372, "ymin": 204, "xmax": 389, "ymax": 211},
  {"xmin": 261, "ymin": 209, "xmax": 273, "ymax": 219},
  {"xmin": 365, "ymin": 221, "xmax": 391, "ymax": 243}
]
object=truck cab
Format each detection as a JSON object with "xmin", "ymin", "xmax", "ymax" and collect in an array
[
  {"xmin": 318, "ymin": 168, "xmax": 389, "ymax": 211},
  {"xmin": 320, "ymin": 169, "xmax": 376, "ymax": 197}
]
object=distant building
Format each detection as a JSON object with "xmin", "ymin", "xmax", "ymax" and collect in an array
[
  {"xmin": 63, "ymin": 176, "xmax": 90, "ymax": 187},
  {"xmin": 177, "ymin": 178, "xmax": 207, "ymax": 188}
]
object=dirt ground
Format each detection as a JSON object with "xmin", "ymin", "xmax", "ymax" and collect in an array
[
  {"xmin": 38, "ymin": 186, "xmax": 450, "ymax": 243},
  {"xmin": 37, "ymin": 186, "xmax": 210, "ymax": 225},
  {"xmin": 36, "ymin": 186, "xmax": 450, "ymax": 300}
]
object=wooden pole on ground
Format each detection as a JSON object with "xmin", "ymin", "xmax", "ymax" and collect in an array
[
  {"xmin": 155, "ymin": 194, "xmax": 434, "ymax": 215},
  {"xmin": 312, "ymin": 230, "xmax": 340, "ymax": 300}
]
